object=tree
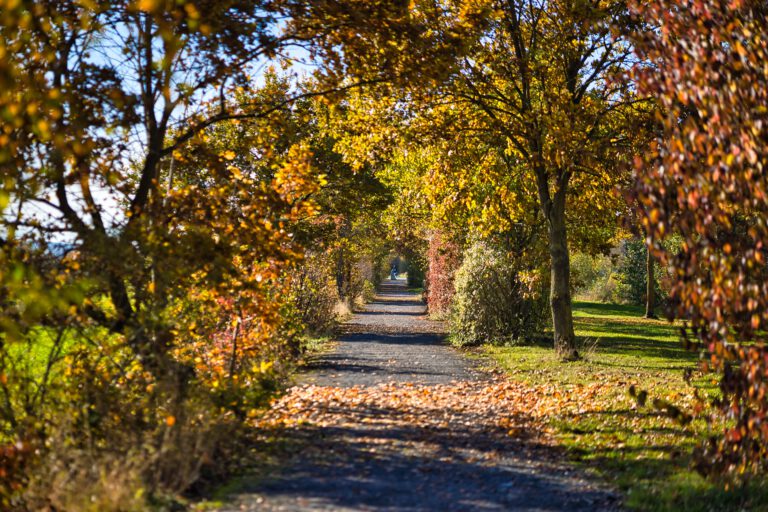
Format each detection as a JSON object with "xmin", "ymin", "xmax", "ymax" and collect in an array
[
  {"xmin": 631, "ymin": 0, "xmax": 768, "ymax": 480},
  {"xmin": 644, "ymin": 243, "xmax": 656, "ymax": 318},
  {"xmin": 0, "ymin": 1, "xmax": 423, "ymax": 503},
  {"xmin": 409, "ymin": 0, "xmax": 644, "ymax": 358},
  {"xmin": 0, "ymin": 0, "xmax": 408, "ymax": 385}
]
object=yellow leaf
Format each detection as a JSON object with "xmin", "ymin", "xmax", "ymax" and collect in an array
[
  {"xmin": 228, "ymin": 165, "xmax": 243, "ymax": 179},
  {"xmin": 135, "ymin": 0, "xmax": 160, "ymax": 12}
]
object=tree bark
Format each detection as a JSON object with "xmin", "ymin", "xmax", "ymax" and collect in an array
[
  {"xmin": 644, "ymin": 245, "xmax": 657, "ymax": 319},
  {"xmin": 548, "ymin": 201, "xmax": 578, "ymax": 359},
  {"xmin": 535, "ymin": 164, "xmax": 578, "ymax": 360}
]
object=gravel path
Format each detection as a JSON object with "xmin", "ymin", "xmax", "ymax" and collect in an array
[
  {"xmin": 213, "ymin": 279, "xmax": 621, "ymax": 511},
  {"xmin": 303, "ymin": 279, "xmax": 483, "ymax": 387}
]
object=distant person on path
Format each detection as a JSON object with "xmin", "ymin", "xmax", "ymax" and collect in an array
[{"xmin": 390, "ymin": 264, "xmax": 398, "ymax": 280}]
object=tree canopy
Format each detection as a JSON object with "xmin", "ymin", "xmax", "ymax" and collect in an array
[{"xmin": 1, "ymin": 0, "xmax": 767, "ymax": 506}]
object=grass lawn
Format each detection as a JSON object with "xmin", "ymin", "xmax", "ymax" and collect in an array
[{"xmin": 485, "ymin": 301, "xmax": 768, "ymax": 511}]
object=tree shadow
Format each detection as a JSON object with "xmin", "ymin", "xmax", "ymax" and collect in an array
[
  {"xmin": 367, "ymin": 298, "xmax": 425, "ymax": 306},
  {"xmin": 355, "ymin": 310, "xmax": 425, "ymax": 317},
  {"xmin": 573, "ymin": 301, "xmax": 648, "ymax": 317},
  {"xmin": 567, "ymin": 302, "xmax": 697, "ymax": 366},
  {"xmin": 336, "ymin": 333, "xmax": 448, "ymax": 346},
  {"xmin": 223, "ymin": 399, "xmax": 621, "ymax": 511}
]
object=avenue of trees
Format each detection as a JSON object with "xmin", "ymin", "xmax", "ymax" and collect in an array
[{"xmin": 0, "ymin": 0, "xmax": 766, "ymax": 507}]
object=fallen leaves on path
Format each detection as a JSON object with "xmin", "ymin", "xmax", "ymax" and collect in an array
[
  {"xmin": 256, "ymin": 378, "xmax": 619, "ymax": 441},
  {"xmin": 225, "ymin": 377, "xmax": 625, "ymax": 512}
]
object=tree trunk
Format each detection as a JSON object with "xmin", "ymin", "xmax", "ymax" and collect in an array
[
  {"xmin": 644, "ymin": 245, "xmax": 657, "ymax": 319},
  {"xmin": 336, "ymin": 246, "xmax": 345, "ymax": 298},
  {"xmin": 548, "ymin": 201, "xmax": 578, "ymax": 360},
  {"xmin": 535, "ymin": 163, "xmax": 578, "ymax": 360}
]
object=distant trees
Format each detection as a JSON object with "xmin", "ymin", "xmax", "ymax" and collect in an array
[{"xmin": 450, "ymin": 241, "xmax": 549, "ymax": 347}]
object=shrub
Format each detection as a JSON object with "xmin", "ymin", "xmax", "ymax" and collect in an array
[
  {"xmin": 615, "ymin": 239, "xmax": 659, "ymax": 306},
  {"xmin": 614, "ymin": 237, "xmax": 683, "ymax": 307},
  {"xmin": 285, "ymin": 253, "xmax": 339, "ymax": 338},
  {"xmin": 570, "ymin": 252, "xmax": 604, "ymax": 294},
  {"xmin": 331, "ymin": 245, "xmax": 370, "ymax": 310},
  {"xmin": 1, "ymin": 325, "xmax": 233, "ymax": 511},
  {"xmin": 450, "ymin": 242, "xmax": 548, "ymax": 347},
  {"xmin": 361, "ymin": 279, "xmax": 377, "ymax": 303},
  {"xmin": 570, "ymin": 252, "xmax": 617, "ymax": 302},
  {"xmin": 426, "ymin": 231, "xmax": 462, "ymax": 318},
  {"xmin": 404, "ymin": 253, "xmax": 427, "ymax": 288},
  {"xmin": 589, "ymin": 272, "xmax": 621, "ymax": 303}
]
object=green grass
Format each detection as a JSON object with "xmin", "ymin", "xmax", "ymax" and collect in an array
[
  {"xmin": 298, "ymin": 335, "xmax": 337, "ymax": 364},
  {"xmin": 485, "ymin": 301, "xmax": 768, "ymax": 511}
]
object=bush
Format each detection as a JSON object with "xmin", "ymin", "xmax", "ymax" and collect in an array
[
  {"xmin": 285, "ymin": 253, "xmax": 339, "ymax": 338},
  {"xmin": 589, "ymin": 272, "xmax": 621, "ymax": 303},
  {"xmin": 361, "ymin": 279, "xmax": 377, "ymax": 303},
  {"xmin": 1, "ymin": 324, "xmax": 234, "ymax": 511},
  {"xmin": 615, "ymin": 238, "xmax": 682, "ymax": 307},
  {"xmin": 615, "ymin": 239, "xmax": 656, "ymax": 305},
  {"xmin": 404, "ymin": 253, "xmax": 427, "ymax": 288},
  {"xmin": 426, "ymin": 231, "xmax": 462, "ymax": 319},
  {"xmin": 570, "ymin": 252, "xmax": 604, "ymax": 293},
  {"xmin": 571, "ymin": 252, "xmax": 617, "ymax": 301},
  {"xmin": 450, "ymin": 242, "xmax": 548, "ymax": 347},
  {"xmin": 572, "ymin": 239, "xmax": 681, "ymax": 307}
]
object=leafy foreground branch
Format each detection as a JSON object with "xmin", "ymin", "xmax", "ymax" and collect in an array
[{"xmin": 0, "ymin": 0, "xmax": 404, "ymax": 507}]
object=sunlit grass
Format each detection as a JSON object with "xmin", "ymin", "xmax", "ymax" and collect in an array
[{"xmin": 486, "ymin": 301, "xmax": 768, "ymax": 511}]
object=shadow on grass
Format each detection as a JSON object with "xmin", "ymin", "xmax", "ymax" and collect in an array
[
  {"xmin": 573, "ymin": 301, "xmax": 649, "ymax": 318},
  {"xmin": 552, "ymin": 404, "xmax": 768, "ymax": 511},
  {"xmin": 570, "ymin": 445, "xmax": 768, "ymax": 511},
  {"xmin": 571, "ymin": 301, "xmax": 697, "ymax": 365},
  {"xmin": 511, "ymin": 325, "xmax": 695, "ymax": 367},
  {"xmin": 487, "ymin": 301, "xmax": 768, "ymax": 511}
]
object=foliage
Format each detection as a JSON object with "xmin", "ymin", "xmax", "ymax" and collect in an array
[
  {"xmin": 570, "ymin": 252, "xmax": 618, "ymax": 302},
  {"xmin": 332, "ymin": 0, "xmax": 647, "ymax": 357},
  {"xmin": 450, "ymin": 242, "xmax": 547, "ymax": 347},
  {"xmin": 572, "ymin": 239, "xmax": 682, "ymax": 307},
  {"xmin": 297, "ymin": 100, "xmax": 393, "ymax": 309},
  {"xmin": 616, "ymin": 239, "xmax": 650, "ymax": 306},
  {"xmin": 402, "ymin": 252, "xmax": 426, "ymax": 288},
  {"xmin": 361, "ymin": 279, "xmax": 377, "ymax": 304},
  {"xmin": 426, "ymin": 231, "xmax": 462, "ymax": 318},
  {"xmin": 434, "ymin": 0, "xmax": 645, "ymax": 357},
  {"xmin": 372, "ymin": 146, "xmax": 433, "ymax": 289},
  {"xmin": 0, "ymin": 1, "xmax": 396, "ymax": 506},
  {"xmin": 2, "ymin": 0, "xmax": 764, "ymax": 505},
  {"xmin": 615, "ymin": 239, "xmax": 663, "ymax": 306},
  {"xmin": 631, "ymin": 0, "xmax": 768, "ymax": 481},
  {"xmin": 283, "ymin": 254, "xmax": 339, "ymax": 344}
]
